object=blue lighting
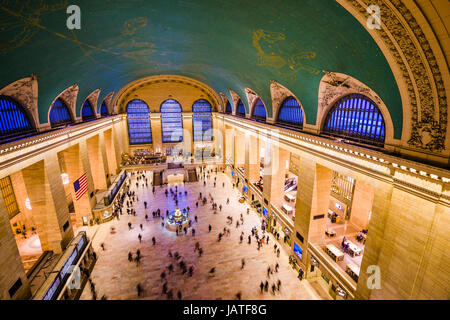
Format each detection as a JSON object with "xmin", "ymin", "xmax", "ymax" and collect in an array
[
  {"xmin": 0, "ymin": 95, "xmax": 35, "ymax": 143},
  {"xmin": 49, "ymin": 98, "xmax": 72, "ymax": 128},
  {"xmin": 243, "ymin": 185, "xmax": 248, "ymax": 194},
  {"xmin": 127, "ymin": 99, "xmax": 152, "ymax": 144},
  {"xmin": 323, "ymin": 93, "xmax": 385, "ymax": 145},
  {"xmin": 277, "ymin": 97, "xmax": 303, "ymax": 129},
  {"xmin": 252, "ymin": 99, "xmax": 266, "ymax": 122},
  {"xmin": 100, "ymin": 101, "xmax": 109, "ymax": 117},
  {"xmin": 225, "ymin": 101, "xmax": 232, "ymax": 114},
  {"xmin": 236, "ymin": 100, "xmax": 245, "ymax": 117},
  {"xmin": 294, "ymin": 243, "xmax": 302, "ymax": 260},
  {"xmin": 192, "ymin": 99, "xmax": 212, "ymax": 141},
  {"xmin": 161, "ymin": 99, "xmax": 183, "ymax": 143},
  {"xmin": 262, "ymin": 206, "xmax": 268, "ymax": 217},
  {"xmin": 81, "ymin": 100, "xmax": 96, "ymax": 122}
]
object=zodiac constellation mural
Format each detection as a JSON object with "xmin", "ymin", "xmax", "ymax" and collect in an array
[
  {"xmin": 252, "ymin": 29, "xmax": 321, "ymax": 83},
  {"xmin": 0, "ymin": 0, "xmax": 69, "ymax": 54}
]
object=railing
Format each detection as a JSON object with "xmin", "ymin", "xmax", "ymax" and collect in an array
[
  {"xmin": 308, "ymin": 241, "xmax": 357, "ymax": 299},
  {"xmin": 32, "ymin": 232, "xmax": 89, "ymax": 300},
  {"xmin": 104, "ymin": 170, "xmax": 127, "ymax": 206}
]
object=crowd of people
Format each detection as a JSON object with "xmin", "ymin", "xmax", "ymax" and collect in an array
[{"xmin": 86, "ymin": 165, "xmax": 300, "ymax": 300}]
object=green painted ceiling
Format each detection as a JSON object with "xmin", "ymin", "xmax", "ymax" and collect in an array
[{"xmin": 0, "ymin": 0, "xmax": 402, "ymax": 138}]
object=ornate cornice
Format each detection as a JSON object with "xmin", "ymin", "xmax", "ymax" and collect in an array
[
  {"xmin": 343, "ymin": 0, "xmax": 448, "ymax": 152},
  {"xmin": 113, "ymin": 75, "xmax": 221, "ymax": 114}
]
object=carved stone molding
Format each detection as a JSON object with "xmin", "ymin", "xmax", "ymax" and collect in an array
[
  {"xmin": 219, "ymin": 92, "xmax": 229, "ymax": 113},
  {"xmin": 244, "ymin": 87, "xmax": 260, "ymax": 117},
  {"xmin": 53, "ymin": 84, "xmax": 79, "ymax": 122},
  {"xmin": 101, "ymin": 91, "xmax": 115, "ymax": 115},
  {"xmin": 228, "ymin": 89, "xmax": 242, "ymax": 115},
  {"xmin": 0, "ymin": 76, "xmax": 39, "ymax": 129},
  {"xmin": 113, "ymin": 75, "xmax": 221, "ymax": 114},
  {"xmin": 343, "ymin": 0, "xmax": 448, "ymax": 152},
  {"xmin": 85, "ymin": 88, "xmax": 102, "ymax": 115}
]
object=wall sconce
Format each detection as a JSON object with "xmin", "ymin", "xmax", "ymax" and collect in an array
[
  {"xmin": 61, "ymin": 173, "xmax": 69, "ymax": 185},
  {"xmin": 25, "ymin": 198, "xmax": 32, "ymax": 210}
]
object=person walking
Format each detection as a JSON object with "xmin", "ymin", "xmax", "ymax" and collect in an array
[
  {"xmin": 260, "ymin": 281, "xmax": 264, "ymax": 293},
  {"xmin": 128, "ymin": 222, "xmax": 132, "ymax": 230},
  {"xmin": 140, "ymin": 223, "xmax": 143, "ymax": 230},
  {"xmin": 208, "ymin": 224, "xmax": 212, "ymax": 232},
  {"xmin": 241, "ymin": 258, "xmax": 245, "ymax": 270},
  {"xmin": 152, "ymin": 236, "xmax": 156, "ymax": 245},
  {"xmin": 277, "ymin": 279, "xmax": 281, "ymax": 291},
  {"xmin": 137, "ymin": 283, "xmax": 142, "ymax": 297},
  {"xmin": 177, "ymin": 290, "xmax": 182, "ymax": 300},
  {"xmin": 298, "ymin": 268, "xmax": 304, "ymax": 280},
  {"xmin": 128, "ymin": 252, "xmax": 133, "ymax": 262},
  {"xmin": 138, "ymin": 233, "xmax": 142, "ymax": 243}
]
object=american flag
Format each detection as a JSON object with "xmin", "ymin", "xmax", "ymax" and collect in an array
[{"xmin": 73, "ymin": 173, "xmax": 88, "ymax": 200}]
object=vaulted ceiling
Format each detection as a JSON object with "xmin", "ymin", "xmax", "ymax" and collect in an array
[{"xmin": 0, "ymin": 0, "xmax": 402, "ymax": 136}]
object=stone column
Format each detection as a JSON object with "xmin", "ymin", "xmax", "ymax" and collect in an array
[
  {"xmin": 245, "ymin": 133, "xmax": 260, "ymax": 183},
  {"xmin": 87, "ymin": 134, "xmax": 110, "ymax": 190},
  {"xmin": 363, "ymin": 180, "xmax": 445, "ymax": 300},
  {"xmin": 103, "ymin": 128, "xmax": 118, "ymax": 176},
  {"xmin": 150, "ymin": 114, "xmax": 162, "ymax": 153},
  {"xmin": 293, "ymin": 154, "xmax": 333, "ymax": 265},
  {"xmin": 182, "ymin": 113, "xmax": 194, "ymax": 156},
  {"xmin": 0, "ymin": 193, "xmax": 31, "ymax": 300},
  {"xmin": 58, "ymin": 143, "xmax": 96, "ymax": 227},
  {"xmin": 262, "ymin": 142, "xmax": 290, "ymax": 207},
  {"xmin": 234, "ymin": 129, "xmax": 246, "ymax": 168},
  {"xmin": 212, "ymin": 115, "xmax": 224, "ymax": 164},
  {"xmin": 224, "ymin": 126, "xmax": 234, "ymax": 165},
  {"xmin": 21, "ymin": 155, "xmax": 74, "ymax": 253}
]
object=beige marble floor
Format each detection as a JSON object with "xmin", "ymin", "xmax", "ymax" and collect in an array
[{"xmin": 80, "ymin": 169, "xmax": 327, "ymax": 300}]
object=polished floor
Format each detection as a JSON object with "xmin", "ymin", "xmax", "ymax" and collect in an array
[{"xmin": 79, "ymin": 168, "xmax": 330, "ymax": 300}]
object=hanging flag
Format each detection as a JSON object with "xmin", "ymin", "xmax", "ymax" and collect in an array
[{"xmin": 73, "ymin": 173, "xmax": 88, "ymax": 200}]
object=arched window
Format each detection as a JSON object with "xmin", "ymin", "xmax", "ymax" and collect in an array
[
  {"xmin": 100, "ymin": 101, "xmax": 109, "ymax": 117},
  {"xmin": 161, "ymin": 99, "xmax": 183, "ymax": 143},
  {"xmin": 49, "ymin": 98, "xmax": 73, "ymax": 128},
  {"xmin": 192, "ymin": 99, "xmax": 212, "ymax": 141},
  {"xmin": 127, "ymin": 99, "xmax": 152, "ymax": 144},
  {"xmin": 81, "ymin": 100, "xmax": 96, "ymax": 122},
  {"xmin": 225, "ymin": 101, "xmax": 232, "ymax": 114},
  {"xmin": 277, "ymin": 97, "xmax": 303, "ymax": 129},
  {"xmin": 0, "ymin": 95, "xmax": 35, "ymax": 143},
  {"xmin": 236, "ymin": 100, "xmax": 246, "ymax": 117},
  {"xmin": 252, "ymin": 99, "xmax": 266, "ymax": 122},
  {"xmin": 323, "ymin": 93, "xmax": 385, "ymax": 145}
]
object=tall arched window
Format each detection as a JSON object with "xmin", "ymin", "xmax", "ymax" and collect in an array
[
  {"xmin": 323, "ymin": 93, "xmax": 385, "ymax": 145},
  {"xmin": 100, "ymin": 101, "xmax": 109, "ymax": 117},
  {"xmin": 252, "ymin": 99, "xmax": 266, "ymax": 122},
  {"xmin": 161, "ymin": 99, "xmax": 183, "ymax": 143},
  {"xmin": 127, "ymin": 99, "xmax": 152, "ymax": 144},
  {"xmin": 81, "ymin": 100, "xmax": 96, "ymax": 122},
  {"xmin": 49, "ymin": 98, "xmax": 73, "ymax": 128},
  {"xmin": 192, "ymin": 99, "xmax": 212, "ymax": 141},
  {"xmin": 0, "ymin": 95, "xmax": 35, "ymax": 143},
  {"xmin": 225, "ymin": 101, "xmax": 232, "ymax": 114},
  {"xmin": 236, "ymin": 100, "xmax": 245, "ymax": 117},
  {"xmin": 277, "ymin": 97, "xmax": 303, "ymax": 130}
]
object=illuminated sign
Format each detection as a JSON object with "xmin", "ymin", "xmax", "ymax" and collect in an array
[
  {"xmin": 294, "ymin": 242, "xmax": 303, "ymax": 260},
  {"xmin": 262, "ymin": 206, "xmax": 268, "ymax": 217}
]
